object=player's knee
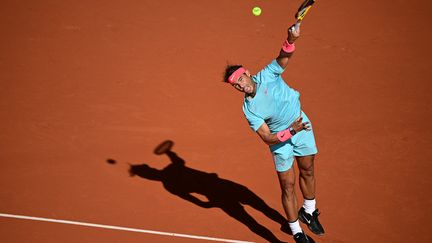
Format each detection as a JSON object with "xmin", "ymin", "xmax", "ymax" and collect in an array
[{"xmin": 300, "ymin": 164, "xmax": 314, "ymax": 178}]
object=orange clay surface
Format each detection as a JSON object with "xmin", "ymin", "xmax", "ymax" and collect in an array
[{"xmin": 1, "ymin": 1, "xmax": 431, "ymax": 242}]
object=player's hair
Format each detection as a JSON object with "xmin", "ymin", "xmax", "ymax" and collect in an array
[{"xmin": 223, "ymin": 64, "xmax": 243, "ymax": 83}]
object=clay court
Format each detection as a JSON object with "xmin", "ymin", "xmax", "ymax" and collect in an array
[{"xmin": 1, "ymin": 0, "xmax": 431, "ymax": 242}]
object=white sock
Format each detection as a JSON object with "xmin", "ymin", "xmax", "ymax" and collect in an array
[
  {"xmin": 303, "ymin": 198, "xmax": 316, "ymax": 215},
  {"xmin": 288, "ymin": 220, "xmax": 302, "ymax": 235}
]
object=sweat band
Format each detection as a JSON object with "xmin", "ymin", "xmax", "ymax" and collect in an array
[
  {"xmin": 227, "ymin": 67, "xmax": 246, "ymax": 84},
  {"xmin": 282, "ymin": 40, "xmax": 295, "ymax": 53},
  {"xmin": 277, "ymin": 128, "xmax": 293, "ymax": 142}
]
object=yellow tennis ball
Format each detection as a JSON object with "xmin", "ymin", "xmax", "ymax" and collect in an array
[{"xmin": 252, "ymin": 7, "xmax": 262, "ymax": 16}]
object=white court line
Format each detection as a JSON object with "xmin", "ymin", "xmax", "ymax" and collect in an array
[{"xmin": 0, "ymin": 213, "xmax": 254, "ymax": 243}]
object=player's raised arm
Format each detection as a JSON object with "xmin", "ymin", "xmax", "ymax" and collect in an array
[{"xmin": 276, "ymin": 24, "xmax": 300, "ymax": 70}]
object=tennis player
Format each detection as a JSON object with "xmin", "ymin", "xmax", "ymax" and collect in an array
[{"xmin": 223, "ymin": 23, "xmax": 324, "ymax": 243}]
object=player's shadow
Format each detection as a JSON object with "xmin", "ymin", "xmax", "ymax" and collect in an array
[{"xmin": 127, "ymin": 140, "xmax": 290, "ymax": 243}]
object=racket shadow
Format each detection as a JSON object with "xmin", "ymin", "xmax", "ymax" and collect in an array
[{"xmin": 127, "ymin": 140, "xmax": 291, "ymax": 243}]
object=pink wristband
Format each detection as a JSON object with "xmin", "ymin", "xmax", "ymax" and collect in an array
[
  {"xmin": 277, "ymin": 128, "xmax": 293, "ymax": 142},
  {"xmin": 282, "ymin": 40, "xmax": 295, "ymax": 53}
]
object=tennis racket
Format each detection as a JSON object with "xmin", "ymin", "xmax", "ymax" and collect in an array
[{"xmin": 295, "ymin": 0, "xmax": 316, "ymax": 23}]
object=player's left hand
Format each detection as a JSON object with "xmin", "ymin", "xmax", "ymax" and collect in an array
[
  {"xmin": 288, "ymin": 23, "xmax": 301, "ymax": 44},
  {"xmin": 290, "ymin": 116, "xmax": 310, "ymax": 133}
]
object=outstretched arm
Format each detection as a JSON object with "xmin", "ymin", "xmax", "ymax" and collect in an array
[{"xmin": 276, "ymin": 23, "xmax": 301, "ymax": 69}]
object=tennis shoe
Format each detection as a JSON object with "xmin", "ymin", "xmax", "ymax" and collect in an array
[
  {"xmin": 298, "ymin": 208, "xmax": 325, "ymax": 236},
  {"xmin": 293, "ymin": 231, "xmax": 315, "ymax": 243}
]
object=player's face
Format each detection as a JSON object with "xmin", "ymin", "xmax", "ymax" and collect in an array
[{"xmin": 231, "ymin": 72, "xmax": 255, "ymax": 95}]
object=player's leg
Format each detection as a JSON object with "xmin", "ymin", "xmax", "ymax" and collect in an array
[
  {"xmin": 272, "ymin": 144, "xmax": 314, "ymax": 242},
  {"xmin": 277, "ymin": 168, "xmax": 315, "ymax": 243},
  {"xmin": 277, "ymin": 167, "xmax": 298, "ymax": 222},
  {"xmin": 277, "ymin": 167, "xmax": 303, "ymax": 238},
  {"xmin": 296, "ymin": 155, "xmax": 315, "ymax": 200},
  {"xmin": 272, "ymin": 147, "xmax": 299, "ymax": 224},
  {"xmin": 292, "ymin": 112, "xmax": 324, "ymax": 236},
  {"xmin": 297, "ymin": 155, "xmax": 324, "ymax": 235},
  {"xmin": 291, "ymin": 111, "xmax": 318, "ymax": 200}
]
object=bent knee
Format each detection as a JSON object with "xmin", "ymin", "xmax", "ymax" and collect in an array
[{"xmin": 300, "ymin": 168, "xmax": 314, "ymax": 178}]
